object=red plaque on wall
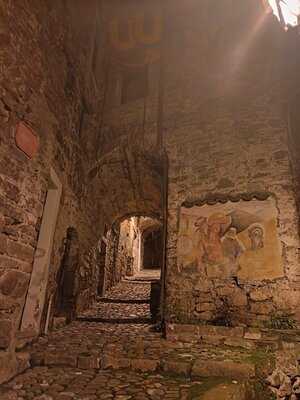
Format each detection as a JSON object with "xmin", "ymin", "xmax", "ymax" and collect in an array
[{"xmin": 15, "ymin": 122, "xmax": 39, "ymax": 159}]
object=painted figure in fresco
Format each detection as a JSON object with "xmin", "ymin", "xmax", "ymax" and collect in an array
[
  {"xmin": 248, "ymin": 223, "xmax": 265, "ymax": 251},
  {"xmin": 194, "ymin": 216, "xmax": 208, "ymax": 267},
  {"xmin": 179, "ymin": 198, "xmax": 283, "ymax": 281},
  {"xmin": 221, "ymin": 227, "xmax": 245, "ymax": 262},
  {"xmin": 194, "ymin": 213, "xmax": 231, "ymax": 266},
  {"xmin": 205, "ymin": 213, "xmax": 231, "ymax": 264}
]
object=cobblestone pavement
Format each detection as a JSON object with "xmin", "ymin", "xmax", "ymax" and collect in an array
[
  {"xmin": 1, "ymin": 366, "xmax": 247, "ymax": 400},
  {"xmin": 0, "ymin": 275, "xmax": 262, "ymax": 399},
  {"xmin": 79, "ymin": 279, "xmax": 151, "ymax": 321},
  {"xmin": 103, "ymin": 280, "xmax": 151, "ymax": 302},
  {"xmin": 28, "ymin": 319, "xmax": 258, "ymax": 370}
]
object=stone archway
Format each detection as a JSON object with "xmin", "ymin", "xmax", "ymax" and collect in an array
[{"xmin": 87, "ymin": 146, "xmax": 163, "ymax": 227}]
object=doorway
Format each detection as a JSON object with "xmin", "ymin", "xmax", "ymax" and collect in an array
[
  {"xmin": 97, "ymin": 238, "xmax": 107, "ymax": 297},
  {"xmin": 55, "ymin": 227, "xmax": 80, "ymax": 323},
  {"xmin": 142, "ymin": 227, "xmax": 163, "ymax": 270},
  {"xmin": 20, "ymin": 168, "xmax": 62, "ymax": 336}
]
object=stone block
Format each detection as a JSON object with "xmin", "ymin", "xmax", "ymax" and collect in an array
[
  {"xmin": 194, "ymin": 279, "xmax": 213, "ymax": 292},
  {"xmin": 0, "ymin": 234, "xmax": 8, "ymax": 254},
  {"xmin": 101, "ymin": 354, "xmax": 127, "ymax": 370},
  {"xmin": 200, "ymin": 335, "xmax": 224, "ymax": 346},
  {"xmin": 231, "ymin": 290, "xmax": 248, "ymax": 307},
  {"xmin": 52, "ymin": 317, "xmax": 66, "ymax": 330},
  {"xmin": 7, "ymin": 240, "xmax": 34, "ymax": 264},
  {"xmin": 0, "ymin": 389, "xmax": 18, "ymax": 400},
  {"xmin": 224, "ymin": 337, "xmax": 256, "ymax": 350},
  {"xmin": 30, "ymin": 352, "xmax": 45, "ymax": 366},
  {"xmin": 249, "ymin": 288, "xmax": 273, "ymax": 302},
  {"xmin": 0, "ymin": 270, "xmax": 29, "ymax": 299},
  {"xmin": 192, "ymin": 360, "xmax": 255, "ymax": 379},
  {"xmin": 44, "ymin": 353, "xmax": 77, "ymax": 367},
  {"xmin": 215, "ymin": 285, "xmax": 235, "ymax": 297},
  {"xmin": 162, "ymin": 360, "xmax": 191, "ymax": 377},
  {"xmin": 0, "ymin": 295, "xmax": 20, "ymax": 314},
  {"xmin": 0, "ymin": 350, "xmax": 18, "ymax": 384},
  {"xmin": 244, "ymin": 329, "xmax": 262, "ymax": 340},
  {"xmin": 77, "ymin": 354, "xmax": 100, "ymax": 370},
  {"xmin": 256, "ymin": 340, "xmax": 280, "ymax": 351},
  {"xmin": 197, "ymin": 311, "xmax": 214, "ymax": 321},
  {"xmin": 0, "ymin": 319, "xmax": 12, "ymax": 349},
  {"xmin": 250, "ymin": 302, "xmax": 274, "ymax": 315},
  {"xmin": 195, "ymin": 302, "xmax": 215, "ymax": 312},
  {"xmin": 165, "ymin": 323, "xmax": 199, "ymax": 342},
  {"xmin": 198, "ymin": 325, "xmax": 244, "ymax": 338},
  {"xmin": 0, "ymin": 177, "xmax": 20, "ymax": 203},
  {"xmin": 199, "ymin": 382, "xmax": 247, "ymax": 400},
  {"xmin": 0, "ymin": 255, "xmax": 30, "ymax": 272},
  {"xmin": 130, "ymin": 358, "xmax": 159, "ymax": 372},
  {"xmin": 16, "ymin": 352, "xmax": 30, "ymax": 374}
]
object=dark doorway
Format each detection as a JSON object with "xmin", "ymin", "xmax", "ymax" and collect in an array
[
  {"xmin": 55, "ymin": 227, "xmax": 79, "ymax": 323},
  {"xmin": 97, "ymin": 239, "xmax": 107, "ymax": 297},
  {"xmin": 143, "ymin": 228, "xmax": 163, "ymax": 270}
]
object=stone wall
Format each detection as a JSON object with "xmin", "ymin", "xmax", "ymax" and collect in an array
[
  {"xmin": 2, "ymin": 0, "xmax": 300, "ymax": 383},
  {"xmin": 91, "ymin": 0, "xmax": 300, "ymax": 328},
  {"xmin": 163, "ymin": 0, "xmax": 300, "ymax": 327},
  {"xmin": 0, "ymin": 0, "xmax": 104, "ymax": 383},
  {"xmin": 103, "ymin": 227, "xmax": 120, "ymax": 294},
  {"xmin": 115, "ymin": 218, "xmax": 138, "ymax": 278}
]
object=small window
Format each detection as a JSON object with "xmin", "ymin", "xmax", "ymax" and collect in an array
[{"xmin": 121, "ymin": 66, "xmax": 148, "ymax": 104}]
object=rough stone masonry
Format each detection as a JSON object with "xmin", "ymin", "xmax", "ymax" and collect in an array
[{"xmin": 1, "ymin": 0, "xmax": 300, "ymax": 394}]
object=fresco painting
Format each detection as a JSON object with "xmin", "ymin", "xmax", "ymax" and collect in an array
[
  {"xmin": 177, "ymin": 198, "xmax": 283, "ymax": 281},
  {"xmin": 108, "ymin": 4, "xmax": 162, "ymax": 67}
]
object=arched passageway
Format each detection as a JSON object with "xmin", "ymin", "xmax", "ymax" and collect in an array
[
  {"xmin": 96, "ymin": 215, "xmax": 162, "ymax": 297},
  {"xmin": 83, "ymin": 141, "xmax": 168, "ymax": 329}
]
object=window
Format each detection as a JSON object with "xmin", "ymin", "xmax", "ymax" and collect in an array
[{"xmin": 121, "ymin": 66, "xmax": 148, "ymax": 104}]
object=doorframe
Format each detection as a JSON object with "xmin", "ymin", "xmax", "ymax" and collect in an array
[{"xmin": 20, "ymin": 167, "xmax": 62, "ymax": 335}]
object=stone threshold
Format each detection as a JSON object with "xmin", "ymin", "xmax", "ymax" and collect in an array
[
  {"xmin": 76, "ymin": 316, "xmax": 152, "ymax": 324},
  {"xmin": 166, "ymin": 323, "xmax": 300, "ymax": 350},
  {"xmin": 97, "ymin": 298, "xmax": 150, "ymax": 304},
  {"xmin": 31, "ymin": 350, "xmax": 257, "ymax": 381}
]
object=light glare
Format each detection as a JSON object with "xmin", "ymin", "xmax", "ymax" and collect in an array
[{"xmin": 268, "ymin": 0, "xmax": 300, "ymax": 26}]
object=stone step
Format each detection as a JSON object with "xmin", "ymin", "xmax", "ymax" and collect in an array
[
  {"xmin": 196, "ymin": 381, "xmax": 249, "ymax": 400},
  {"xmin": 30, "ymin": 348, "xmax": 261, "ymax": 382},
  {"xmin": 76, "ymin": 316, "xmax": 152, "ymax": 324},
  {"xmin": 191, "ymin": 360, "xmax": 255, "ymax": 380},
  {"xmin": 123, "ymin": 277, "xmax": 159, "ymax": 283},
  {"xmin": 16, "ymin": 329, "xmax": 36, "ymax": 350},
  {"xmin": 166, "ymin": 323, "xmax": 300, "ymax": 350},
  {"xmin": 97, "ymin": 298, "xmax": 150, "ymax": 304}
]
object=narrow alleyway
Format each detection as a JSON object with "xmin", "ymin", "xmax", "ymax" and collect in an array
[
  {"xmin": 1, "ymin": 274, "xmax": 274, "ymax": 399},
  {"xmin": 79, "ymin": 281, "xmax": 152, "ymax": 323}
]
